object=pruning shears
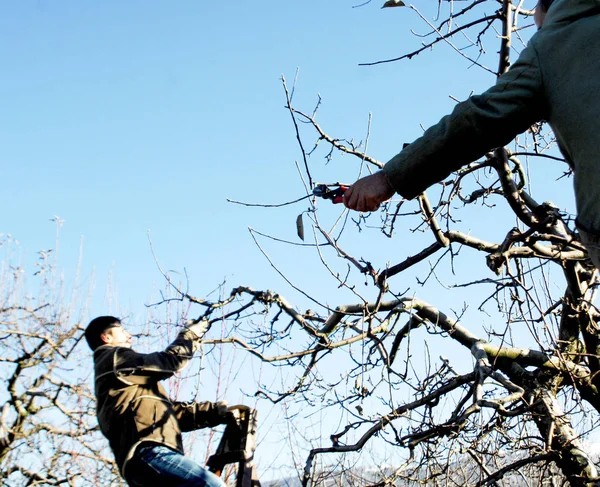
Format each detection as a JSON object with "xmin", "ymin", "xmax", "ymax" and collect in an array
[{"xmin": 312, "ymin": 184, "xmax": 349, "ymax": 204}]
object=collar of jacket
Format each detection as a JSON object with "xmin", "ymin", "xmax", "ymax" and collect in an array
[{"xmin": 543, "ymin": 0, "xmax": 600, "ymax": 26}]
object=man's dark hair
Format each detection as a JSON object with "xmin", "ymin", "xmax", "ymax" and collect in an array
[
  {"xmin": 85, "ymin": 316, "xmax": 121, "ymax": 350},
  {"xmin": 540, "ymin": 0, "xmax": 555, "ymax": 10}
]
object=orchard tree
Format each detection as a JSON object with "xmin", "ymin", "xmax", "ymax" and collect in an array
[
  {"xmin": 6, "ymin": 1, "xmax": 600, "ymax": 486},
  {"xmin": 0, "ymin": 232, "xmax": 123, "ymax": 486},
  {"xmin": 164, "ymin": 1, "xmax": 600, "ymax": 486}
]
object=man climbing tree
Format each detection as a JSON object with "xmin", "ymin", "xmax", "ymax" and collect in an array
[
  {"xmin": 85, "ymin": 316, "xmax": 230, "ymax": 487},
  {"xmin": 344, "ymin": 0, "xmax": 600, "ymax": 267}
]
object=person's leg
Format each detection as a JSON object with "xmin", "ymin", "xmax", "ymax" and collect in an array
[
  {"xmin": 126, "ymin": 445, "xmax": 227, "ymax": 487},
  {"xmin": 125, "ymin": 448, "xmax": 163, "ymax": 487},
  {"xmin": 578, "ymin": 227, "xmax": 600, "ymax": 271}
]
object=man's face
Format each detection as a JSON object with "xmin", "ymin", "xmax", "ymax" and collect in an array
[
  {"xmin": 101, "ymin": 324, "xmax": 133, "ymax": 348},
  {"xmin": 535, "ymin": 0, "xmax": 547, "ymax": 29}
]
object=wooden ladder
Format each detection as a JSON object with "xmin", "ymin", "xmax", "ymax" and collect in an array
[{"xmin": 207, "ymin": 405, "xmax": 261, "ymax": 487}]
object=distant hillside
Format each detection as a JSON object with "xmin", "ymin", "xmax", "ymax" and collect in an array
[{"xmin": 260, "ymin": 447, "xmax": 600, "ymax": 486}]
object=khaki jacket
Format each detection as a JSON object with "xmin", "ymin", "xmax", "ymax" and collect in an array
[
  {"xmin": 382, "ymin": 0, "xmax": 600, "ymax": 232},
  {"xmin": 93, "ymin": 329, "xmax": 224, "ymax": 478}
]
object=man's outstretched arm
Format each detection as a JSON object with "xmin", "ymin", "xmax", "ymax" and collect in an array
[
  {"xmin": 344, "ymin": 42, "xmax": 546, "ymax": 212},
  {"xmin": 109, "ymin": 321, "xmax": 211, "ymax": 385},
  {"xmin": 174, "ymin": 400, "xmax": 231, "ymax": 431}
]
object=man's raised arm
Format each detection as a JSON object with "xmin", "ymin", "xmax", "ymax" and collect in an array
[
  {"xmin": 344, "ymin": 42, "xmax": 545, "ymax": 212},
  {"xmin": 109, "ymin": 320, "xmax": 211, "ymax": 385}
]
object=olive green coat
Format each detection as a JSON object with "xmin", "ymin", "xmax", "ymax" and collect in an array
[
  {"xmin": 383, "ymin": 0, "xmax": 600, "ymax": 232},
  {"xmin": 93, "ymin": 330, "xmax": 225, "ymax": 478}
]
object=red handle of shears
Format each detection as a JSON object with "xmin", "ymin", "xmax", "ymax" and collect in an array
[{"xmin": 332, "ymin": 185, "xmax": 348, "ymax": 204}]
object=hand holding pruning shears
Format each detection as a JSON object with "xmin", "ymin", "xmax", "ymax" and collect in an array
[
  {"xmin": 228, "ymin": 178, "xmax": 393, "ymax": 211},
  {"xmin": 312, "ymin": 173, "xmax": 394, "ymax": 211},
  {"xmin": 312, "ymin": 184, "xmax": 349, "ymax": 204},
  {"xmin": 295, "ymin": 178, "xmax": 394, "ymax": 242},
  {"xmin": 342, "ymin": 172, "xmax": 395, "ymax": 212}
]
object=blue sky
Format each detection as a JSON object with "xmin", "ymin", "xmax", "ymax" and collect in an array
[{"xmin": 0, "ymin": 0, "xmax": 514, "ymax": 317}]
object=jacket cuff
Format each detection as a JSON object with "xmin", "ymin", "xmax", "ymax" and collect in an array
[
  {"xmin": 196, "ymin": 401, "xmax": 228, "ymax": 428},
  {"xmin": 179, "ymin": 329, "xmax": 202, "ymax": 353},
  {"xmin": 382, "ymin": 152, "xmax": 421, "ymax": 200}
]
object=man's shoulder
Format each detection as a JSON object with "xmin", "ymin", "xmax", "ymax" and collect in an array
[
  {"xmin": 94, "ymin": 345, "xmax": 143, "ymax": 372},
  {"xmin": 94, "ymin": 344, "xmax": 139, "ymax": 359}
]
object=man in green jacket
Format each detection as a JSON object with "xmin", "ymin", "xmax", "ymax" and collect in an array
[
  {"xmin": 344, "ymin": 0, "xmax": 600, "ymax": 268},
  {"xmin": 85, "ymin": 316, "xmax": 229, "ymax": 487}
]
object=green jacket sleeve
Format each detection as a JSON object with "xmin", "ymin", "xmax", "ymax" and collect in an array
[
  {"xmin": 173, "ymin": 401, "xmax": 230, "ymax": 432},
  {"xmin": 110, "ymin": 329, "xmax": 200, "ymax": 385},
  {"xmin": 382, "ymin": 42, "xmax": 547, "ymax": 199}
]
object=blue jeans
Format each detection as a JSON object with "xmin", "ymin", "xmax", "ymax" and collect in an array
[{"xmin": 125, "ymin": 444, "xmax": 227, "ymax": 487}]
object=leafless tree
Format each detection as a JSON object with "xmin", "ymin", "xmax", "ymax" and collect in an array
[
  {"xmin": 0, "ymin": 233, "xmax": 122, "ymax": 486},
  {"xmin": 6, "ymin": 2, "xmax": 600, "ymax": 486},
  {"xmin": 180, "ymin": 1, "xmax": 600, "ymax": 486}
]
